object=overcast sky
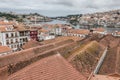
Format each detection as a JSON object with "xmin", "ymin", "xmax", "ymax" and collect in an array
[{"xmin": 0, "ymin": 0, "xmax": 120, "ymax": 17}]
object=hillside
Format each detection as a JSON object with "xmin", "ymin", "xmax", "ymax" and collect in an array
[
  {"xmin": 0, "ymin": 12, "xmax": 51, "ymax": 22},
  {"xmin": 0, "ymin": 12, "xmax": 22, "ymax": 22},
  {"xmin": 79, "ymin": 9, "xmax": 120, "ymax": 27}
]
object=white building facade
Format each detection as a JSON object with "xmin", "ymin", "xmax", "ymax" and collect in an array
[{"xmin": 0, "ymin": 26, "xmax": 30, "ymax": 51}]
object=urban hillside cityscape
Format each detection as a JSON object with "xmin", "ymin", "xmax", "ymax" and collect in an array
[{"xmin": 0, "ymin": 0, "xmax": 120, "ymax": 80}]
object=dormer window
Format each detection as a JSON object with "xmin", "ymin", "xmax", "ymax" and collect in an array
[{"xmin": 5, "ymin": 26, "xmax": 13, "ymax": 31}]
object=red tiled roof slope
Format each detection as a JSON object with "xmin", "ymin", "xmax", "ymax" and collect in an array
[
  {"xmin": 0, "ymin": 46, "xmax": 12, "ymax": 53},
  {"xmin": 8, "ymin": 54, "xmax": 86, "ymax": 80},
  {"xmin": 22, "ymin": 40, "xmax": 42, "ymax": 49}
]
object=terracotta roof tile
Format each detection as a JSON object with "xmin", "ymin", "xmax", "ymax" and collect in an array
[
  {"xmin": 39, "ymin": 28, "xmax": 49, "ymax": 33},
  {"xmin": 94, "ymin": 28, "xmax": 105, "ymax": 32},
  {"xmin": 0, "ymin": 46, "xmax": 12, "ymax": 54},
  {"xmin": 41, "ymin": 36, "xmax": 83, "ymax": 44},
  {"xmin": 67, "ymin": 29, "xmax": 90, "ymax": 34},
  {"xmin": 8, "ymin": 54, "xmax": 86, "ymax": 80},
  {"xmin": 14, "ymin": 24, "xmax": 28, "ymax": 31},
  {"xmin": 22, "ymin": 40, "xmax": 42, "ymax": 49},
  {"xmin": 0, "ymin": 21, "xmax": 16, "ymax": 25},
  {"xmin": 0, "ymin": 26, "xmax": 6, "ymax": 32},
  {"xmin": 0, "ymin": 24, "xmax": 28, "ymax": 32}
]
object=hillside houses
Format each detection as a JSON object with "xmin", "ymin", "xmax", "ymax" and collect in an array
[{"xmin": 79, "ymin": 10, "xmax": 120, "ymax": 27}]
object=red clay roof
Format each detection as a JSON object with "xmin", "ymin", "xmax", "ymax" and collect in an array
[
  {"xmin": 41, "ymin": 36, "xmax": 82, "ymax": 44},
  {"xmin": 0, "ymin": 26, "xmax": 6, "ymax": 32},
  {"xmin": 8, "ymin": 54, "xmax": 86, "ymax": 80},
  {"xmin": 0, "ymin": 21, "xmax": 16, "ymax": 25},
  {"xmin": 94, "ymin": 28, "xmax": 105, "ymax": 32},
  {"xmin": 14, "ymin": 25, "xmax": 28, "ymax": 31},
  {"xmin": 67, "ymin": 29, "xmax": 90, "ymax": 34},
  {"xmin": 0, "ymin": 46, "xmax": 11, "ymax": 53},
  {"xmin": 39, "ymin": 28, "xmax": 49, "ymax": 33},
  {"xmin": 22, "ymin": 40, "xmax": 42, "ymax": 49},
  {"xmin": 0, "ymin": 25, "xmax": 28, "ymax": 32}
]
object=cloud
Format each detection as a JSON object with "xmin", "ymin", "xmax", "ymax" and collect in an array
[
  {"xmin": 0, "ymin": 0, "xmax": 120, "ymax": 16},
  {"xmin": 44, "ymin": 0, "xmax": 74, "ymax": 7}
]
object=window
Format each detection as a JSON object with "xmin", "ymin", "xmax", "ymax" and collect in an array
[
  {"xmin": 11, "ymin": 39, "xmax": 13, "ymax": 44},
  {"xmin": 6, "ymin": 34, "xmax": 9, "ymax": 38},
  {"xmin": 20, "ymin": 39, "xmax": 22, "ymax": 42},
  {"xmin": 14, "ymin": 45, "xmax": 16, "ymax": 48},
  {"xmin": 11, "ymin": 33, "xmax": 14, "ymax": 37},
  {"xmin": 20, "ymin": 32, "xmax": 24, "ymax": 36},
  {"xmin": 20, "ymin": 44, "xmax": 22, "ymax": 47},
  {"xmin": 23, "ymin": 38, "xmax": 25, "ymax": 42},
  {"xmin": 17, "ymin": 45, "xmax": 19, "ymax": 48},
  {"xmin": 26, "ymin": 38, "xmax": 28, "ymax": 42},
  {"xmin": 15, "ymin": 33, "xmax": 17, "ymax": 37},
  {"xmin": 6, "ymin": 40, "xmax": 9, "ymax": 44},
  {"xmin": 11, "ymin": 45, "xmax": 13, "ymax": 48},
  {"xmin": 16, "ymin": 39, "xmax": 18, "ymax": 43}
]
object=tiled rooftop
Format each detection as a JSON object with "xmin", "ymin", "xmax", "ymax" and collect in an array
[
  {"xmin": 22, "ymin": 40, "xmax": 42, "ymax": 49},
  {"xmin": 0, "ymin": 46, "xmax": 12, "ymax": 54},
  {"xmin": 14, "ymin": 24, "xmax": 28, "ymax": 31},
  {"xmin": 41, "ymin": 36, "xmax": 83, "ymax": 44},
  {"xmin": 0, "ymin": 24, "xmax": 28, "ymax": 32},
  {"xmin": 8, "ymin": 54, "xmax": 86, "ymax": 80},
  {"xmin": 0, "ymin": 26, "xmax": 7, "ymax": 32},
  {"xmin": 93, "ymin": 28, "xmax": 106, "ymax": 32},
  {"xmin": 67, "ymin": 29, "xmax": 90, "ymax": 34},
  {"xmin": 0, "ymin": 21, "xmax": 16, "ymax": 25},
  {"xmin": 39, "ymin": 28, "xmax": 49, "ymax": 33}
]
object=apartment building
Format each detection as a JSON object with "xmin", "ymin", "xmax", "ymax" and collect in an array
[
  {"xmin": 92, "ymin": 28, "xmax": 107, "ymax": 35},
  {"xmin": 38, "ymin": 28, "xmax": 55, "ymax": 41},
  {"xmin": 112, "ymin": 31, "xmax": 120, "ymax": 37}
]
